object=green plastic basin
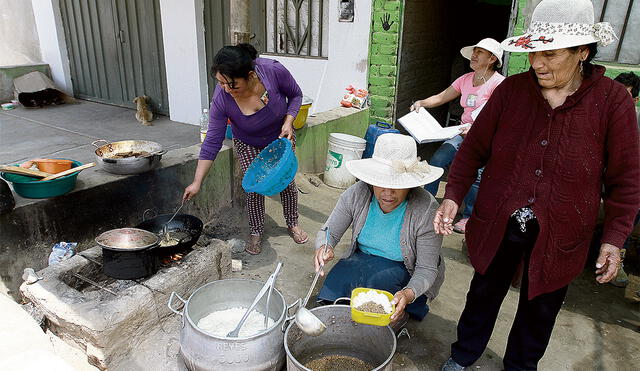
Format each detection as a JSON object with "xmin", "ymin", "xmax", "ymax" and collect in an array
[{"xmin": 0, "ymin": 159, "xmax": 83, "ymax": 199}]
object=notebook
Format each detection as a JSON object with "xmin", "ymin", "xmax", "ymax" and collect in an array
[{"xmin": 398, "ymin": 107, "xmax": 470, "ymax": 144}]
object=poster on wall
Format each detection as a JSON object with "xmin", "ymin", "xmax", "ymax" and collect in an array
[{"xmin": 339, "ymin": 0, "xmax": 354, "ymax": 22}]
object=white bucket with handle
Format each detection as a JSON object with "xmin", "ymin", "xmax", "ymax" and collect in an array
[{"xmin": 324, "ymin": 133, "xmax": 366, "ymax": 189}]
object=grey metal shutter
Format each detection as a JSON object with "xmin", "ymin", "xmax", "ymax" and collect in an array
[{"xmin": 60, "ymin": 0, "xmax": 169, "ymax": 114}]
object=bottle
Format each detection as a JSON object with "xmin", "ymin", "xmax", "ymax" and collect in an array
[{"xmin": 199, "ymin": 108, "xmax": 209, "ymax": 143}]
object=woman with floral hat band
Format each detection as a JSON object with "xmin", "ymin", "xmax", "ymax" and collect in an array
[
  {"xmin": 436, "ymin": 1, "xmax": 640, "ymax": 370},
  {"xmin": 312, "ymin": 133, "xmax": 446, "ymax": 330}
]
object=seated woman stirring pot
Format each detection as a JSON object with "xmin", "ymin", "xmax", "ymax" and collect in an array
[{"xmin": 312, "ymin": 133, "xmax": 446, "ymax": 328}]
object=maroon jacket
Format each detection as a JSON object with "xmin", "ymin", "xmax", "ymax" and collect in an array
[{"xmin": 444, "ymin": 66, "xmax": 640, "ymax": 299}]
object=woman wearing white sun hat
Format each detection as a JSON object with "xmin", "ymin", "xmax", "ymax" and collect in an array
[
  {"xmin": 312, "ymin": 133, "xmax": 445, "ymax": 329},
  {"xmin": 437, "ymin": 1, "xmax": 640, "ymax": 370},
  {"xmin": 412, "ymin": 37, "xmax": 506, "ymax": 234}
]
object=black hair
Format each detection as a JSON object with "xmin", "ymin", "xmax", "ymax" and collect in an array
[
  {"xmin": 614, "ymin": 72, "xmax": 640, "ymax": 98},
  {"xmin": 210, "ymin": 43, "xmax": 258, "ymax": 85},
  {"xmin": 568, "ymin": 43, "xmax": 598, "ymax": 76}
]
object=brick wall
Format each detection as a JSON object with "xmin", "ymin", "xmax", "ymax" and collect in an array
[{"xmin": 368, "ymin": 0, "xmax": 403, "ymax": 125}]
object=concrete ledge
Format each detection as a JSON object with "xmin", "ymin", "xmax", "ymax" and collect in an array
[
  {"xmin": 0, "ymin": 63, "xmax": 51, "ymax": 102},
  {"xmin": 1, "ymin": 144, "xmax": 241, "ymax": 299}
]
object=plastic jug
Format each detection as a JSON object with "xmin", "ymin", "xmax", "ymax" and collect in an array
[{"xmin": 362, "ymin": 121, "xmax": 400, "ymax": 159}]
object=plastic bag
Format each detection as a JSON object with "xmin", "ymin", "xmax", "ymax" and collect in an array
[
  {"xmin": 340, "ymin": 85, "xmax": 368, "ymax": 109},
  {"xmin": 48, "ymin": 242, "xmax": 77, "ymax": 265}
]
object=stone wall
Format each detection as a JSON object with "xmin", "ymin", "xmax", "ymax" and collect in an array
[{"xmin": 367, "ymin": 0, "xmax": 403, "ymax": 125}]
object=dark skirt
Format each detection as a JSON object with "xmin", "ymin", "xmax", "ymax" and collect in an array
[{"xmin": 317, "ymin": 249, "xmax": 429, "ymax": 320}]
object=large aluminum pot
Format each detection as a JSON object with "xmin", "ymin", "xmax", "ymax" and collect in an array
[
  {"xmin": 92, "ymin": 139, "xmax": 165, "ymax": 174},
  {"xmin": 168, "ymin": 279, "xmax": 298, "ymax": 371},
  {"xmin": 284, "ymin": 305, "xmax": 396, "ymax": 371}
]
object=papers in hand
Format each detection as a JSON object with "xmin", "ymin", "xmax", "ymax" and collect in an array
[{"xmin": 398, "ymin": 107, "xmax": 470, "ymax": 144}]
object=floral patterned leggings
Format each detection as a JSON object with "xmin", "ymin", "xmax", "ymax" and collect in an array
[{"xmin": 233, "ymin": 138, "xmax": 299, "ymax": 236}]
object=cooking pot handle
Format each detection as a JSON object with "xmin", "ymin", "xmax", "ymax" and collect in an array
[
  {"xmin": 281, "ymin": 298, "xmax": 301, "ymax": 332},
  {"xmin": 168, "ymin": 291, "xmax": 187, "ymax": 316},
  {"xmin": 142, "ymin": 209, "xmax": 158, "ymax": 221},
  {"xmin": 91, "ymin": 139, "xmax": 110, "ymax": 148},
  {"xmin": 333, "ymin": 297, "xmax": 351, "ymax": 305}
]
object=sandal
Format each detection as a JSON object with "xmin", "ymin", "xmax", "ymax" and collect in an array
[
  {"xmin": 453, "ymin": 218, "xmax": 469, "ymax": 234},
  {"xmin": 245, "ymin": 234, "xmax": 262, "ymax": 255},
  {"xmin": 288, "ymin": 226, "xmax": 309, "ymax": 244}
]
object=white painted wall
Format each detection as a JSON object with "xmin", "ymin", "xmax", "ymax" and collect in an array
[
  {"xmin": 265, "ymin": 0, "xmax": 371, "ymax": 114},
  {"xmin": 159, "ymin": 0, "xmax": 209, "ymax": 125},
  {"xmin": 0, "ymin": 0, "xmax": 41, "ymax": 66},
  {"xmin": 30, "ymin": 0, "xmax": 72, "ymax": 94}
]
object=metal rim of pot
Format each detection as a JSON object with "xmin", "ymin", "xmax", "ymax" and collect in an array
[
  {"xmin": 168, "ymin": 278, "xmax": 300, "ymax": 340},
  {"xmin": 95, "ymin": 227, "xmax": 160, "ymax": 251},
  {"xmin": 91, "ymin": 139, "xmax": 167, "ymax": 160},
  {"xmin": 283, "ymin": 303, "xmax": 397, "ymax": 371}
]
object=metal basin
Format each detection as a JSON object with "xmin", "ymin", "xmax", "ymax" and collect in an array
[
  {"xmin": 92, "ymin": 139, "xmax": 165, "ymax": 175},
  {"xmin": 169, "ymin": 279, "xmax": 295, "ymax": 371},
  {"xmin": 284, "ymin": 305, "xmax": 396, "ymax": 371}
]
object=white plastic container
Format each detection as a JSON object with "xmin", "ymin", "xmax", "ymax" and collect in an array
[
  {"xmin": 199, "ymin": 108, "xmax": 209, "ymax": 143},
  {"xmin": 324, "ymin": 133, "xmax": 366, "ymax": 189}
]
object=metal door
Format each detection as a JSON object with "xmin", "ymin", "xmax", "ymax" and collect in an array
[
  {"xmin": 60, "ymin": 0, "xmax": 169, "ymax": 114},
  {"xmin": 204, "ymin": 0, "xmax": 266, "ymax": 101}
]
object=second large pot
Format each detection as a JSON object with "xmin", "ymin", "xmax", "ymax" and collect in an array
[
  {"xmin": 96, "ymin": 228, "xmax": 160, "ymax": 279},
  {"xmin": 168, "ymin": 279, "xmax": 296, "ymax": 371},
  {"xmin": 284, "ymin": 305, "xmax": 396, "ymax": 371}
]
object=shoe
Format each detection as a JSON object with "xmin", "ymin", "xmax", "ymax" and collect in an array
[
  {"xmin": 610, "ymin": 264, "xmax": 629, "ymax": 288},
  {"xmin": 245, "ymin": 234, "xmax": 261, "ymax": 255},
  {"xmin": 453, "ymin": 218, "xmax": 469, "ymax": 234},
  {"xmin": 441, "ymin": 357, "xmax": 465, "ymax": 371},
  {"xmin": 288, "ymin": 225, "xmax": 309, "ymax": 244}
]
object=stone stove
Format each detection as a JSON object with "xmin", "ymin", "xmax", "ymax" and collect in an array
[{"xmin": 20, "ymin": 239, "xmax": 231, "ymax": 370}]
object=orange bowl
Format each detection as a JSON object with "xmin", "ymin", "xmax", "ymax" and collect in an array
[{"xmin": 33, "ymin": 159, "xmax": 73, "ymax": 173}]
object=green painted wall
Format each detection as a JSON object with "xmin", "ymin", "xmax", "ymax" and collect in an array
[
  {"xmin": 295, "ymin": 108, "xmax": 370, "ymax": 173},
  {"xmin": 368, "ymin": 0, "xmax": 403, "ymax": 125}
]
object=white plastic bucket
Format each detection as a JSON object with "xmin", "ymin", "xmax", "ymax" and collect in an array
[{"xmin": 324, "ymin": 133, "xmax": 366, "ymax": 189}]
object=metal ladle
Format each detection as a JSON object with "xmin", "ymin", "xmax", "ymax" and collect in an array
[
  {"xmin": 294, "ymin": 227, "xmax": 330, "ymax": 336},
  {"xmin": 162, "ymin": 199, "xmax": 185, "ymax": 241}
]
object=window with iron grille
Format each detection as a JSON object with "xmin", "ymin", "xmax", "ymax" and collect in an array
[
  {"xmin": 593, "ymin": 0, "xmax": 639, "ymax": 64},
  {"xmin": 264, "ymin": 0, "xmax": 329, "ymax": 58}
]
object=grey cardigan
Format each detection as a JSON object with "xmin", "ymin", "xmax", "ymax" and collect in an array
[{"xmin": 315, "ymin": 181, "xmax": 445, "ymax": 300}]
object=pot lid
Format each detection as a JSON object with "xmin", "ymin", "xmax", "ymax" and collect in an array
[{"xmin": 96, "ymin": 228, "xmax": 159, "ymax": 251}]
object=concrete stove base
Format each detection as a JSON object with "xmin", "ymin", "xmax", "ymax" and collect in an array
[{"xmin": 20, "ymin": 239, "xmax": 231, "ymax": 370}]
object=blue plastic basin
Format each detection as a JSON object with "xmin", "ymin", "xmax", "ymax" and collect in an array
[{"xmin": 242, "ymin": 138, "xmax": 298, "ymax": 196}]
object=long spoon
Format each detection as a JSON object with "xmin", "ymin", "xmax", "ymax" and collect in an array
[
  {"xmin": 294, "ymin": 227, "xmax": 330, "ymax": 336},
  {"xmin": 162, "ymin": 199, "xmax": 185, "ymax": 241},
  {"xmin": 227, "ymin": 262, "xmax": 282, "ymax": 337}
]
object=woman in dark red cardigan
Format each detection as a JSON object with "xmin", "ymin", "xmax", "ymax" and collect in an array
[{"xmin": 436, "ymin": 1, "xmax": 640, "ymax": 370}]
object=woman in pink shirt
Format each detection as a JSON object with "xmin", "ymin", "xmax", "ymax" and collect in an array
[{"xmin": 411, "ymin": 38, "xmax": 505, "ymax": 233}]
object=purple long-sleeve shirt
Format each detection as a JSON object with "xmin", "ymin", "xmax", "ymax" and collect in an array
[{"xmin": 199, "ymin": 58, "xmax": 303, "ymax": 161}]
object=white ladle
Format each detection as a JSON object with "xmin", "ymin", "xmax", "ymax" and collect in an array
[
  {"xmin": 294, "ymin": 227, "xmax": 330, "ymax": 336},
  {"xmin": 227, "ymin": 262, "xmax": 282, "ymax": 337}
]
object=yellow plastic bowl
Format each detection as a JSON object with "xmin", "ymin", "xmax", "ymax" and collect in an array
[
  {"xmin": 293, "ymin": 103, "xmax": 312, "ymax": 129},
  {"xmin": 350, "ymin": 287, "xmax": 395, "ymax": 326}
]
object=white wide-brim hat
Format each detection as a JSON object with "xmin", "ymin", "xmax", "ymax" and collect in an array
[
  {"xmin": 460, "ymin": 38, "xmax": 503, "ymax": 67},
  {"xmin": 346, "ymin": 133, "xmax": 443, "ymax": 189},
  {"xmin": 502, "ymin": 0, "xmax": 617, "ymax": 53}
]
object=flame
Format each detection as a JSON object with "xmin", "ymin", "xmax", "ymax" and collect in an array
[{"xmin": 161, "ymin": 253, "xmax": 185, "ymax": 265}]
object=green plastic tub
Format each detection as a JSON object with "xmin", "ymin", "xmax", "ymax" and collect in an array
[{"xmin": 0, "ymin": 159, "xmax": 83, "ymax": 198}]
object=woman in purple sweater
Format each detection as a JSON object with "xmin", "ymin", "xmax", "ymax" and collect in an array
[{"xmin": 183, "ymin": 44, "xmax": 308, "ymax": 254}]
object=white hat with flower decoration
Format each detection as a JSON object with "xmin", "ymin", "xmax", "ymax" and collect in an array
[
  {"xmin": 502, "ymin": 0, "xmax": 617, "ymax": 52},
  {"xmin": 346, "ymin": 133, "xmax": 443, "ymax": 189}
]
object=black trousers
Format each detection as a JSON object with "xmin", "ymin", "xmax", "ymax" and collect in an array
[{"xmin": 451, "ymin": 217, "xmax": 568, "ymax": 371}]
